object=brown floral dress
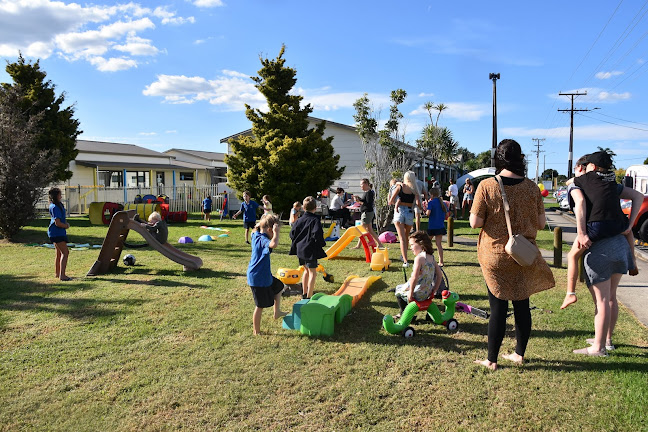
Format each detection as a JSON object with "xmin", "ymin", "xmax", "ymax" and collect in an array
[{"xmin": 471, "ymin": 177, "xmax": 555, "ymax": 301}]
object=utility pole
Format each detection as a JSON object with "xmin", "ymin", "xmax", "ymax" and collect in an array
[
  {"xmin": 531, "ymin": 138, "xmax": 545, "ymax": 183},
  {"xmin": 489, "ymin": 73, "xmax": 500, "ymax": 168},
  {"xmin": 558, "ymin": 91, "xmax": 594, "ymax": 178}
]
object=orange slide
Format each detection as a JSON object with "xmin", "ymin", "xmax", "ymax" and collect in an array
[{"xmin": 333, "ymin": 275, "xmax": 381, "ymax": 307}]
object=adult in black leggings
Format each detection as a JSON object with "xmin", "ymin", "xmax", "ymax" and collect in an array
[
  {"xmin": 487, "ymin": 291, "xmax": 531, "ymax": 363},
  {"xmin": 469, "ymin": 139, "xmax": 555, "ymax": 370}
]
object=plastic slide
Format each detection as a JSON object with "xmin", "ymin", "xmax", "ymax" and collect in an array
[
  {"xmin": 325, "ymin": 225, "xmax": 370, "ymax": 259},
  {"xmin": 87, "ymin": 210, "xmax": 202, "ymax": 276},
  {"xmin": 333, "ymin": 275, "xmax": 381, "ymax": 307}
]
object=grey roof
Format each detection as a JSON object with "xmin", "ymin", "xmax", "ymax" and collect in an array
[
  {"xmin": 76, "ymin": 140, "xmax": 167, "ymax": 157},
  {"xmin": 76, "ymin": 161, "xmax": 209, "ymax": 170},
  {"xmin": 165, "ymin": 148, "xmax": 226, "ymax": 162},
  {"xmin": 219, "ymin": 116, "xmax": 356, "ymax": 143}
]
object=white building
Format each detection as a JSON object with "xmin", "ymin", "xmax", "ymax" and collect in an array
[{"xmin": 220, "ymin": 116, "xmax": 459, "ymax": 195}]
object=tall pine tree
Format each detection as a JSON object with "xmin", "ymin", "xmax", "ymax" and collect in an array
[
  {"xmin": 225, "ymin": 46, "xmax": 343, "ymax": 215},
  {"xmin": 2, "ymin": 54, "xmax": 81, "ymax": 182}
]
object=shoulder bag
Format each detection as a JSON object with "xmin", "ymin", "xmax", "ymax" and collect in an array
[{"xmin": 496, "ymin": 175, "xmax": 539, "ymax": 267}]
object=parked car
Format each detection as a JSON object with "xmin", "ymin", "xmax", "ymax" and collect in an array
[{"xmin": 622, "ymin": 165, "xmax": 648, "ymax": 241}]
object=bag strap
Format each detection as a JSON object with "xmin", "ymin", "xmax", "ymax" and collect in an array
[{"xmin": 495, "ymin": 175, "xmax": 514, "ymax": 238}]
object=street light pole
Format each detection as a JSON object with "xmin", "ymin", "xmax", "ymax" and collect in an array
[{"xmin": 489, "ymin": 73, "xmax": 500, "ymax": 168}]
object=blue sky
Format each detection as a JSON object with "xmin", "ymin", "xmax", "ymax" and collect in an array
[{"xmin": 2, "ymin": 0, "xmax": 648, "ymax": 176}]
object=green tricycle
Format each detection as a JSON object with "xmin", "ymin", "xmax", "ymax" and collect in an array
[{"xmin": 383, "ymin": 290, "xmax": 460, "ymax": 338}]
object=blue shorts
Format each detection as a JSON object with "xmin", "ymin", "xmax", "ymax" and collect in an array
[
  {"xmin": 393, "ymin": 205, "xmax": 414, "ymax": 226},
  {"xmin": 427, "ymin": 227, "xmax": 447, "ymax": 236},
  {"xmin": 243, "ymin": 221, "xmax": 255, "ymax": 229},
  {"xmin": 587, "ymin": 219, "xmax": 627, "ymax": 242},
  {"xmin": 49, "ymin": 235, "xmax": 69, "ymax": 244}
]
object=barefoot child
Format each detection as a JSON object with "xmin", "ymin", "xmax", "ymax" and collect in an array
[
  {"xmin": 247, "ymin": 214, "xmax": 286, "ymax": 335},
  {"xmin": 289, "ymin": 196, "xmax": 327, "ymax": 299},
  {"xmin": 261, "ymin": 195, "xmax": 273, "ymax": 215},
  {"xmin": 561, "ymin": 152, "xmax": 639, "ymax": 310},
  {"xmin": 393, "ymin": 231, "xmax": 443, "ymax": 319},
  {"xmin": 47, "ymin": 187, "xmax": 71, "ymax": 281}
]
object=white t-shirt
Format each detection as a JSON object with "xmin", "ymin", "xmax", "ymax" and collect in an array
[
  {"xmin": 330, "ymin": 194, "xmax": 344, "ymax": 211},
  {"xmin": 448, "ymin": 184, "xmax": 458, "ymax": 197}
]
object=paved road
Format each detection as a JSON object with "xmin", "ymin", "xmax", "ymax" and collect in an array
[{"xmin": 545, "ymin": 209, "xmax": 648, "ymax": 328}]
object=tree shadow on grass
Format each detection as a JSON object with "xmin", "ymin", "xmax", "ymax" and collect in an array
[
  {"xmin": 0, "ymin": 275, "xmax": 148, "ymax": 329},
  {"xmin": 93, "ymin": 265, "xmax": 241, "ymax": 288}
]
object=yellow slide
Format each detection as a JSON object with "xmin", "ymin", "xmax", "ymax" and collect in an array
[
  {"xmin": 334, "ymin": 275, "xmax": 381, "ymax": 307},
  {"xmin": 325, "ymin": 225, "xmax": 368, "ymax": 259}
]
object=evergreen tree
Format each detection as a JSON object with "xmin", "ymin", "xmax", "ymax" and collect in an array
[
  {"xmin": 225, "ymin": 46, "xmax": 343, "ymax": 215},
  {"xmin": 2, "ymin": 54, "xmax": 81, "ymax": 181},
  {"xmin": 0, "ymin": 85, "xmax": 58, "ymax": 240}
]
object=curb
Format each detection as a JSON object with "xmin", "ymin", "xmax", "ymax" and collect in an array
[{"xmin": 553, "ymin": 209, "xmax": 648, "ymax": 263}]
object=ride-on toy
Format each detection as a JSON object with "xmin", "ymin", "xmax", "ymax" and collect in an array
[{"xmin": 383, "ymin": 290, "xmax": 460, "ymax": 338}]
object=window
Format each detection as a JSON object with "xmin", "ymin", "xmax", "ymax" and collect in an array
[
  {"xmin": 180, "ymin": 172, "xmax": 194, "ymax": 181},
  {"xmin": 126, "ymin": 171, "xmax": 150, "ymax": 188}
]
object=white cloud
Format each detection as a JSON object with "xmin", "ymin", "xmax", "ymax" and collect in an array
[
  {"xmin": 418, "ymin": 92, "xmax": 434, "ymax": 98},
  {"xmin": 165, "ymin": 130, "xmax": 178, "ymax": 134},
  {"xmin": 0, "ymin": 1, "xmax": 194, "ymax": 72},
  {"xmin": 114, "ymin": 35, "xmax": 159, "ymax": 56},
  {"xmin": 410, "ymin": 102, "xmax": 488, "ymax": 121},
  {"xmin": 143, "ymin": 73, "xmax": 263, "ymax": 109},
  {"xmin": 595, "ymin": 71, "xmax": 623, "ymax": 80},
  {"xmin": 193, "ymin": 0, "xmax": 225, "ymax": 7},
  {"xmin": 153, "ymin": 7, "xmax": 195, "ymax": 25},
  {"xmin": 89, "ymin": 56, "xmax": 138, "ymax": 72},
  {"xmin": 139, "ymin": 132, "xmax": 157, "ymax": 136},
  {"xmin": 552, "ymin": 88, "xmax": 632, "ymax": 103}
]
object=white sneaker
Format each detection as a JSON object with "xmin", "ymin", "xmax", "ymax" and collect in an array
[
  {"xmin": 402, "ymin": 261, "xmax": 409, "ymax": 268},
  {"xmin": 586, "ymin": 338, "xmax": 615, "ymax": 351}
]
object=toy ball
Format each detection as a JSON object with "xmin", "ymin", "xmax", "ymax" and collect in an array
[
  {"xmin": 123, "ymin": 254, "xmax": 136, "ymax": 266},
  {"xmin": 178, "ymin": 236, "xmax": 194, "ymax": 244},
  {"xmin": 198, "ymin": 235, "xmax": 213, "ymax": 242},
  {"xmin": 541, "ymin": 189, "xmax": 549, "ymax": 197},
  {"xmin": 538, "ymin": 183, "xmax": 545, "ymax": 191}
]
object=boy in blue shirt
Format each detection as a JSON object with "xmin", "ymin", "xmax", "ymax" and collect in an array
[
  {"xmin": 202, "ymin": 195, "xmax": 212, "ymax": 221},
  {"xmin": 247, "ymin": 214, "xmax": 286, "ymax": 335},
  {"xmin": 233, "ymin": 191, "xmax": 260, "ymax": 244}
]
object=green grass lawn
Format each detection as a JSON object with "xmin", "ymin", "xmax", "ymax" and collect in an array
[{"xmin": 1, "ymin": 215, "xmax": 647, "ymax": 431}]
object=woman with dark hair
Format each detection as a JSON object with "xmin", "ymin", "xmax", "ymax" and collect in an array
[{"xmin": 470, "ymin": 139, "xmax": 555, "ymax": 370}]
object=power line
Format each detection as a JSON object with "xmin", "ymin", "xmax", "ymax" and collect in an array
[
  {"xmin": 590, "ymin": 111, "xmax": 648, "ymax": 127},
  {"xmin": 566, "ymin": 0, "xmax": 625, "ymax": 85},
  {"xmin": 575, "ymin": 112, "xmax": 648, "ymax": 132}
]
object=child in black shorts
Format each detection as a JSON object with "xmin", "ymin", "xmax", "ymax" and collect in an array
[{"xmin": 247, "ymin": 213, "xmax": 286, "ymax": 335}]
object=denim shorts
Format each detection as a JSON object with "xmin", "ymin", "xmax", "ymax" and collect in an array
[
  {"xmin": 393, "ymin": 205, "xmax": 414, "ymax": 226},
  {"xmin": 587, "ymin": 219, "xmax": 627, "ymax": 242}
]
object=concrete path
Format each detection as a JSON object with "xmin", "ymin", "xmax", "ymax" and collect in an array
[{"xmin": 450, "ymin": 210, "xmax": 648, "ymax": 328}]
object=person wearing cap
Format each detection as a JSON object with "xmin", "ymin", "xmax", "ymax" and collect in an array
[{"xmin": 564, "ymin": 151, "xmax": 643, "ymax": 357}]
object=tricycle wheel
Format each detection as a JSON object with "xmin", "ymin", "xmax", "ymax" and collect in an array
[
  {"xmin": 446, "ymin": 319, "xmax": 459, "ymax": 332},
  {"xmin": 402, "ymin": 327, "xmax": 416, "ymax": 338}
]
